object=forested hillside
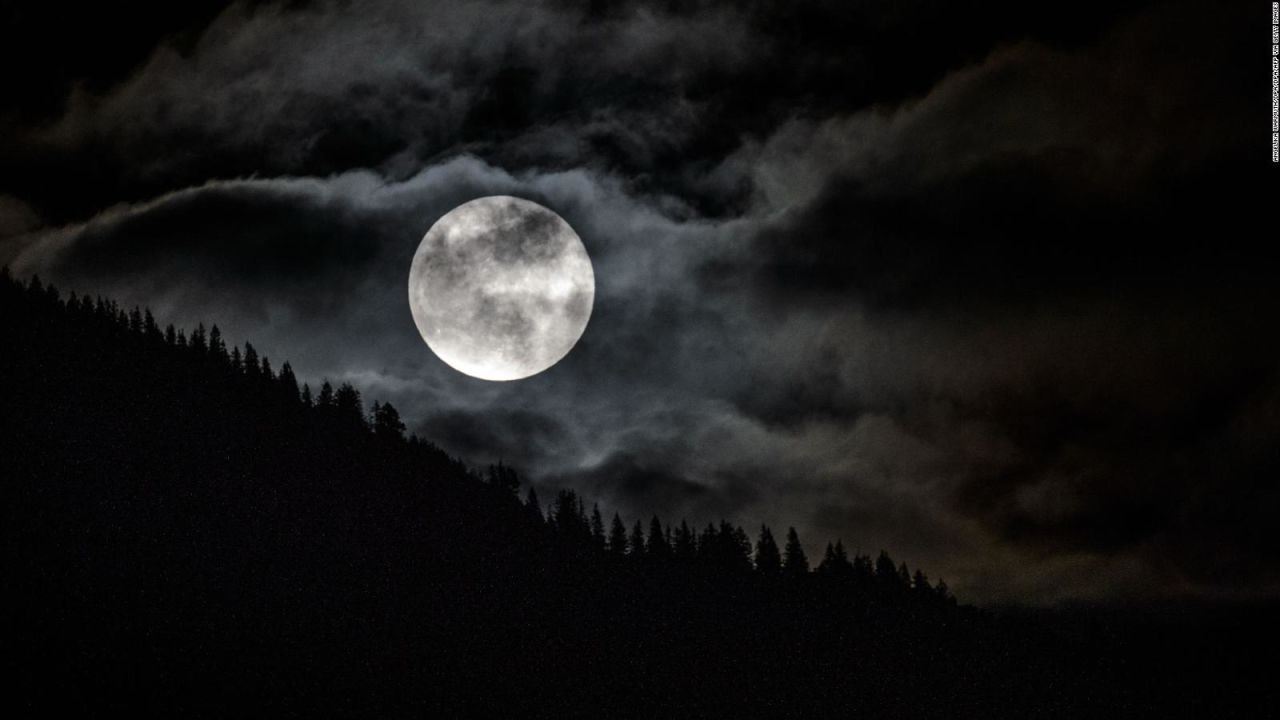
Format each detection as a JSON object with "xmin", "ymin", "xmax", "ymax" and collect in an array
[{"xmin": 1, "ymin": 269, "xmax": 1270, "ymax": 718}]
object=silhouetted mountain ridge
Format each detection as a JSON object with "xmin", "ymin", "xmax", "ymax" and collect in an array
[{"xmin": 1, "ymin": 269, "xmax": 1271, "ymax": 718}]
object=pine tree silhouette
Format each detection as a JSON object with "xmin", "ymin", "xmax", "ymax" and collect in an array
[
  {"xmin": 552, "ymin": 490, "xmax": 589, "ymax": 540},
  {"xmin": 673, "ymin": 520, "xmax": 696, "ymax": 561},
  {"xmin": 144, "ymin": 309, "xmax": 160, "ymax": 340},
  {"xmin": 912, "ymin": 569, "xmax": 930, "ymax": 594},
  {"xmin": 783, "ymin": 527, "xmax": 809, "ymax": 576},
  {"xmin": 209, "ymin": 325, "xmax": 228, "ymax": 361},
  {"xmin": 279, "ymin": 362, "xmax": 302, "ymax": 405},
  {"xmin": 608, "ymin": 513, "xmax": 628, "ymax": 556},
  {"xmin": 334, "ymin": 383, "xmax": 364, "ymax": 427},
  {"xmin": 646, "ymin": 516, "xmax": 670, "ymax": 557},
  {"xmin": 755, "ymin": 525, "xmax": 782, "ymax": 576},
  {"xmin": 875, "ymin": 550, "xmax": 898, "ymax": 586},
  {"xmin": 524, "ymin": 487, "xmax": 544, "ymax": 524},
  {"xmin": 590, "ymin": 504, "xmax": 606, "ymax": 549},
  {"xmin": 243, "ymin": 343, "xmax": 260, "ymax": 378},
  {"xmin": 629, "ymin": 520, "xmax": 646, "ymax": 557},
  {"xmin": 190, "ymin": 323, "xmax": 208, "ymax": 353},
  {"xmin": 317, "ymin": 380, "xmax": 335, "ymax": 408},
  {"xmin": 817, "ymin": 540, "xmax": 853, "ymax": 577}
]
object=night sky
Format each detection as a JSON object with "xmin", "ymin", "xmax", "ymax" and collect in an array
[{"xmin": 1, "ymin": 0, "xmax": 1274, "ymax": 604}]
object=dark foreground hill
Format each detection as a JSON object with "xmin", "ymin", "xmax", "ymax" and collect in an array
[{"xmin": 0, "ymin": 270, "xmax": 1272, "ymax": 718}]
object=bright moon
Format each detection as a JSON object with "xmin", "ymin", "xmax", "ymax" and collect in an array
[{"xmin": 408, "ymin": 196, "xmax": 595, "ymax": 381}]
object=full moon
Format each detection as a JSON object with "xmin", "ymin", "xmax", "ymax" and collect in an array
[{"xmin": 408, "ymin": 196, "xmax": 595, "ymax": 381}]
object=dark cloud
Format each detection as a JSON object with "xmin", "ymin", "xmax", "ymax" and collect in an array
[
  {"xmin": 554, "ymin": 451, "xmax": 713, "ymax": 519},
  {"xmin": 8, "ymin": 175, "xmax": 404, "ymax": 330},
  {"xmin": 751, "ymin": 158, "xmax": 1268, "ymax": 309},
  {"xmin": 1, "ymin": 0, "xmax": 1273, "ymax": 603},
  {"xmin": 0, "ymin": 195, "xmax": 40, "ymax": 239},
  {"xmin": 419, "ymin": 408, "xmax": 570, "ymax": 470},
  {"xmin": 940, "ymin": 338, "xmax": 1280, "ymax": 588},
  {"xmin": 1, "ymin": 0, "xmax": 1160, "ymax": 222},
  {"xmin": 738, "ymin": 1, "xmax": 1267, "ymax": 309},
  {"xmin": 546, "ymin": 447, "xmax": 767, "ymax": 526},
  {"xmin": 704, "ymin": 0, "xmax": 1279, "ymax": 598},
  {"xmin": 60, "ymin": 183, "xmax": 378, "ymax": 285}
]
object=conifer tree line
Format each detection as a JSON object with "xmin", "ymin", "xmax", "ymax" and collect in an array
[
  {"xmin": 2, "ymin": 268, "xmax": 953, "ymax": 604},
  {"xmin": 522, "ymin": 481, "xmax": 952, "ymax": 600},
  {"xmin": 3, "ymin": 269, "xmax": 408, "ymax": 439}
]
